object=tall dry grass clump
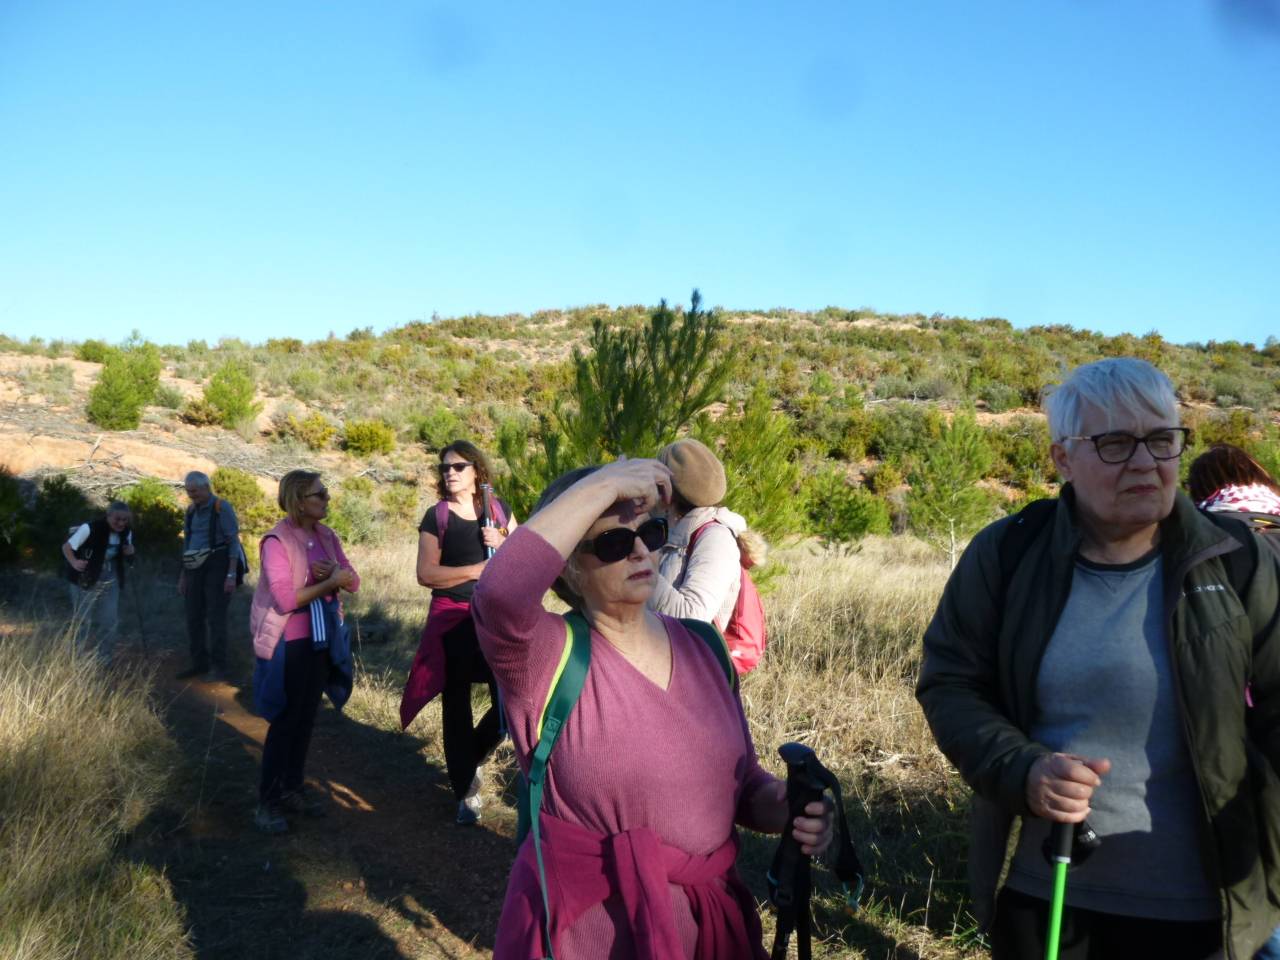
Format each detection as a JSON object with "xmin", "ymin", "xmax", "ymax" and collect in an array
[{"xmin": 0, "ymin": 621, "xmax": 191, "ymax": 960}]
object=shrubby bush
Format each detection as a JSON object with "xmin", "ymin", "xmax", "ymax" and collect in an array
[
  {"xmin": 344, "ymin": 419, "xmax": 396, "ymax": 456},
  {"xmin": 151, "ymin": 384, "xmax": 185, "ymax": 409},
  {"xmin": 907, "ymin": 411, "xmax": 1001, "ymax": 562},
  {"xmin": 806, "ymin": 469, "xmax": 892, "ymax": 542},
  {"xmin": 326, "ymin": 477, "xmax": 379, "ymax": 544},
  {"xmin": 85, "ymin": 339, "xmax": 162, "ymax": 430},
  {"xmin": 179, "ymin": 396, "xmax": 222, "ymax": 426},
  {"xmin": 412, "ymin": 407, "xmax": 465, "ymax": 452},
  {"xmin": 75, "ymin": 339, "xmax": 113, "ymax": 363},
  {"xmin": 276, "ymin": 411, "xmax": 337, "ymax": 451},
  {"xmin": 210, "ymin": 467, "xmax": 276, "ymax": 536},
  {"xmin": 0, "ymin": 469, "xmax": 28, "ymax": 564},
  {"xmin": 203, "ymin": 361, "xmax": 262, "ymax": 427},
  {"xmin": 28, "ymin": 475, "xmax": 93, "ymax": 567},
  {"xmin": 114, "ymin": 478, "xmax": 183, "ymax": 551},
  {"xmin": 380, "ymin": 483, "xmax": 420, "ymax": 523}
]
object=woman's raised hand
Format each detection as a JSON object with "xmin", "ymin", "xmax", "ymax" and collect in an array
[{"xmin": 593, "ymin": 457, "xmax": 673, "ymax": 515}]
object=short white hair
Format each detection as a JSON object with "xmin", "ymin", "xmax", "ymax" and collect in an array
[
  {"xmin": 1044, "ymin": 357, "xmax": 1179, "ymax": 441},
  {"xmin": 184, "ymin": 471, "xmax": 211, "ymax": 490}
]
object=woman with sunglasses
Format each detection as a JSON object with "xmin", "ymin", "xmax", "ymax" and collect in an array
[
  {"xmin": 471, "ymin": 458, "xmax": 833, "ymax": 959},
  {"xmin": 249, "ymin": 470, "xmax": 359, "ymax": 834},
  {"xmin": 400, "ymin": 440, "xmax": 518, "ymax": 825}
]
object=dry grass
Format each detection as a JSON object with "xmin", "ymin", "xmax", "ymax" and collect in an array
[{"xmin": 0, "ymin": 618, "xmax": 192, "ymax": 960}]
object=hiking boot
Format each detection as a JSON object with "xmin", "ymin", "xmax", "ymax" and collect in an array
[
  {"xmin": 456, "ymin": 798, "xmax": 481, "ymax": 825},
  {"xmin": 280, "ymin": 787, "xmax": 327, "ymax": 818},
  {"xmin": 202, "ymin": 666, "xmax": 227, "ymax": 684},
  {"xmin": 254, "ymin": 804, "xmax": 289, "ymax": 835},
  {"xmin": 175, "ymin": 665, "xmax": 207, "ymax": 681}
]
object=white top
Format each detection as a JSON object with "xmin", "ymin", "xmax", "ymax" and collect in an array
[
  {"xmin": 648, "ymin": 506, "xmax": 746, "ymax": 627},
  {"xmin": 67, "ymin": 523, "xmax": 132, "ymax": 559}
]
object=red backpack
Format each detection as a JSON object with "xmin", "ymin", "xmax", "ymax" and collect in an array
[{"xmin": 686, "ymin": 520, "xmax": 767, "ymax": 675}]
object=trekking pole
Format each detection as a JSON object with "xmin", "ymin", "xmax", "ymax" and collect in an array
[
  {"xmin": 479, "ymin": 483, "xmax": 497, "ymax": 560},
  {"xmin": 1042, "ymin": 820, "xmax": 1099, "ymax": 960},
  {"xmin": 768, "ymin": 743, "xmax": 864, "ymax": 960}
]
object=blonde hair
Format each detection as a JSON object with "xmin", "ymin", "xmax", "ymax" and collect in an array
[{"xmin": 278, "ymin": 469, "xmax": 322, "ymax": 523}]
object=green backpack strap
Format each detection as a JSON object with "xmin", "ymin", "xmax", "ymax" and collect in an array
[
  {"xmin": 525, "ymin": 610, "xmax": 592, "ymax": 960},
  {"xmin": 679, "ymin": 618, "xmax": 738, "ymax": 692}
]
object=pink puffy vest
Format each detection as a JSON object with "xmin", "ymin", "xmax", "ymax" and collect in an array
[{"xmin": 248, "ymin": 518, "xmax": 341, "ymax": 660}]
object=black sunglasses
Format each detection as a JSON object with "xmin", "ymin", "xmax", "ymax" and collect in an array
[
  {"xmin": 577, "ymin": 517, "xmax": 668, "ymax": 564},
  {"xmin": 438, "ymin": 462, "xmax": 472, "ymax": 474},
  {"xmin": 304, "ymin": 488, "xmax": 330, "ymax": 501}
]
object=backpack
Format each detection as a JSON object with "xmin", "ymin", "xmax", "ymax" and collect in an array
[
  {"xmin": 518, "ymin": 611, "xmax": 737, "ymax": 960},
  {"xmin": 433, "ymin": 498, "xmax": 508, "ymax": 546},
  {"xmin": 685, "ymin": 520, "xmax": 767, "ymax": 675}
]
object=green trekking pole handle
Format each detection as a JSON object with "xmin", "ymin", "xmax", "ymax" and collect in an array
[{"xmin": 1044, "ymin": 822, "xmax": 1073, "ymax": 960}]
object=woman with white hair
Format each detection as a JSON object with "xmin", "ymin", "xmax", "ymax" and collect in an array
[
  {"xmin": 63, "ymin": 500, "xmax": 135, "ymax": 665},
  {"xmin": 917, "ymin": 357, "xmax": 1280, "ymax": 959}
]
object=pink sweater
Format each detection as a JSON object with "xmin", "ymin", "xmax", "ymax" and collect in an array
[
  {"xmin": 472, "ymin": 527, "xmax": 778, "ymax": 959},
  {"xmin": 260, "ymin": 525, "xmax": 359, "ymax": 642}
]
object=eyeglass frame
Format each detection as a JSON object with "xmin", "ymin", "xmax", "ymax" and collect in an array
[
  {"xmin": 437, "ymin": 461, "xmax": 474, "ymax": 474},
  {"xmin": 304, "ymin": 488, "xmax": 330, "ymax": 501},
  {"xmin": 576, "ymin": 517, "xmax": 669, "ymax": 564},
  {"xmin": 1056, "ymin": 427, "xmax": 1192, "ymax": 464}
]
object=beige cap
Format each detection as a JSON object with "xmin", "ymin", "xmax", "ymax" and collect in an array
[{"xmin": 657, "ymin": 438, "xmax": 726, "ymax": 507}]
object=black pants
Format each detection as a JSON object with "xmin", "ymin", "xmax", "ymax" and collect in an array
[
  {"xmin": 184, "ymin": 549, "xmax": 231, "ymax": 670},
  {"xmin": 259, "ymin": 640, "xmax": 330, "ymax": 805},
  {"xmin": 991, "ymin": 886, "xmax": 1222, "ymax": 960},
  {"xmin": 441, "ymin": 615, "xmax": 502, "ymax": 801}
]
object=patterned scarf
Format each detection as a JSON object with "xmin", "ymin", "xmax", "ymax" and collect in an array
[{"xmin": 1198, "ymin": 482, "xmax": 1280, "ymax": 517}]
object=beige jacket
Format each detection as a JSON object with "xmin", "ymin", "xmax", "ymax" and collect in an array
[{"xmin": 649, "ymin": 506, "xmax": 746, "ymax": 627}]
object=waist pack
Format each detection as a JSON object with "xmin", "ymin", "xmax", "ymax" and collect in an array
[{"xmin": 182, "ymin": 545, "xmax": 226, "ymax": 570}]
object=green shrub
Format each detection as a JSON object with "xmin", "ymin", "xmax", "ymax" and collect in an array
[
  {"xmin": 85, "ymin": 340, "xmax": 161, "ymax": 431},
  {"xmin": 988, "ymin": 416, "xmax": 1054, "ymax": 488},
  {"xmin": 343, "ymin": 419, "xmax": 396, "ymax": 456},
  {"xmin": 114, "ymin": 478, "xmax": 183, "ymax": 552},
  {"xmin": 152, "ymin": 384, "xmax": 185, "ymax": 409},
  {"xmin": 907, "ymin": 411, "xmax": 1001, "ymax": 562},
  {"xmin": 277, "ymin": 412, "xmax": 337, "ymax": 451},
  {"xmin": 806, "ymin": 470, "xmax": 892, "ymax": 543},
  {"xmin": 288, "ymin": 367, "xmax": 323, "ymax": 402},
  {"xmin": 29, "ymin": 475, "xmax": 93, "ymax": 568},
  {"xmin": 326, "ymin": 483, "xmax": 378, "ymax": 545},
  {"xmin": 179, "ymin": 396, "xmax": 222, "ymax": 426},
  {"xmin": 203, "ymin": 361, "xmax": 262, "ymax": 427},
  {"xmin": 210, "ymin": 467, "xmax": 276, "ymax": 536},
  {"xmin": 412, "ymin": 407, "xmax": 465, "ymax": 452},
  {"xmin": 0, "ymin": 469, "xmax": 28, "ymax": 564},
  {"xmin": 980, "ymin": 382, "xmax": 1022, "ymax": 414},
  {"xmin": 75, "ymin": 339, "xmax": 113, "ymax": 363},
  {"xmin": 380, "ymin": 484, "xmax": 420, "ymax": 523}
]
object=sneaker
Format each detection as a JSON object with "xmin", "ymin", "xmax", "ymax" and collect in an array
[
  {"xmin": 175, "ymin": 665, "xmax": 206, "ymax": 681},
  {"xmin": 254, "ymin": 804, "xmax": 288, "ymax": 835},
  {"xmin": 280, "ymin": 787, "xmax": 326, "ymax": 818},
  {"xmin": 463, "ymin": 768, "xmax": 484, "ymax": 810},
  {"xmin": 456, "ymin": 798, "xmax": 480, "ymax": 826}
]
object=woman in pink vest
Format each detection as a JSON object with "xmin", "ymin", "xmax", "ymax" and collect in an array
[
  {"xmin": 471, "ymin": 458, "xmax": 833, "ymax": 959},
  {"xmin": 249, "ymin": 469, "xmax": 359, "ymax": 834},
  {"xmin": 400, "ymin": 440, "xmax": 518, "ymax": 825}
]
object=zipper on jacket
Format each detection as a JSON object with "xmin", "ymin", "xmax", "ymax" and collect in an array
[{"xmin": 1162, "ymin": 537, "xmax": 1241, "ymax": 958}]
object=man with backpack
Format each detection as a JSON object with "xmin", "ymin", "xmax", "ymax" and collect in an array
[
  {"xmin": 177, "ymin": 470, "xmax": 244, "ymax": 682},
  {"xmin": 916, "ymin": 358, "xmax": 1280, "ymax": 959},
  {"xmin": 648, "ymin": 438, "xmax": 768, "ymax": 674},
  {"xmin": 63, "ymin": 500, "xmax": 135, "ymax": 665}
]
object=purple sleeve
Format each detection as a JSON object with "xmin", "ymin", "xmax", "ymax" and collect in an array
[
  {"xmin": 260, "ymin": 537, "xmax": 298, "ymax": 614},
  {"xmin": 471, "ymin": 525, "xmax": 573, "ymax": 704}
]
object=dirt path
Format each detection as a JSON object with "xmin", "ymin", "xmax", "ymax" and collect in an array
[{"xmin": 131, "ymin": 656, "xmax": 516, "ymax": 960}]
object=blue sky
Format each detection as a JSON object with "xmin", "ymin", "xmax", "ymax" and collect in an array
[{"xmin": 1, "ymin": 1, "xmax": 1277, "ymax": 346}]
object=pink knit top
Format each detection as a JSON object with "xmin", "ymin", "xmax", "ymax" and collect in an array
[
  {"xmin": 260, "ymin": 528, "xmax": 359, "ymax": 642},
  {"xmin": 472, "ymin": 527, "xmax": 778, "ymax": 959}
]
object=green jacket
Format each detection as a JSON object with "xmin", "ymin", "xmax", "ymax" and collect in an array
[{"xmin": 916, "ymin": 487, "xmax": 1280, "ymax": 959}]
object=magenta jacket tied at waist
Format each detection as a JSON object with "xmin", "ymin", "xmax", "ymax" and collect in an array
[{"xmin": 496, "ymin": 812, "xmax": 767, "ymax": 960}]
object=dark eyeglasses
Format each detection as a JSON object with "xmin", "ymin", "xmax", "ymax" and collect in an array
[
  {"xmin": 304, "ymin": 488, "xmax": 330, "ymax": 501},
  {"xmin": 438, "ymin": 462, "xmax": 472, "ymax": 474},
  {"xmin": 1059, "ymin": 428, "xmax": 1191, "ymax": 464},
  {"xmin": 577, "ymin": 517, "xmax": 668, "ymax": 564}
]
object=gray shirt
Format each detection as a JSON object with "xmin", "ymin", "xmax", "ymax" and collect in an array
[
  {"xmin": 184, "ymin": 497, "xmax": 240, "ymax": 554},
  {"xmin": 1006, "ymin": 550, "xmax": 1219, "ymax": 921}
]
